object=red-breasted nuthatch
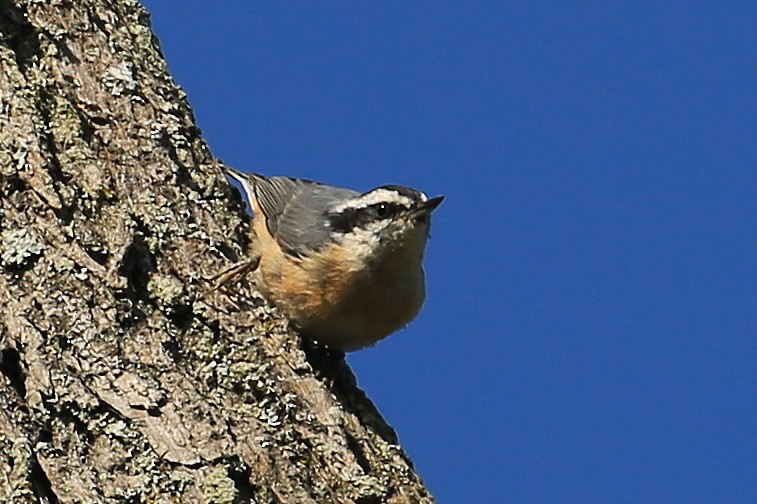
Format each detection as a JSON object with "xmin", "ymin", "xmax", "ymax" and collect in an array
[{"xmin": 221, "ymin": 166, "xmax": 443, "ymax": 351}]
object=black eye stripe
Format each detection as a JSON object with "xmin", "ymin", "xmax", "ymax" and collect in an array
[
  {"xmin": 371, "ymin": 202, "xmax": 403, "ymax": 218},
  {"xmin": 329, "ymin": 202, "xmax": 407, "ymax": 233}
]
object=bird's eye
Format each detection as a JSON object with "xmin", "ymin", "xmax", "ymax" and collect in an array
[{"xmin": 375, "ymin": 203, "xmax": 390, "ymax": 219}]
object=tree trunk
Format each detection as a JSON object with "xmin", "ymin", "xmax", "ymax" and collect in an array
[{"xmin": 0, "ymin": 1, "xmax": 434, "ymax": 502}]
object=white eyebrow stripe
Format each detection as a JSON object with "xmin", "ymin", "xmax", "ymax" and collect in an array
[{"xmin": 330, "ymin": 188, "xmax": 423, "ymax": 213}]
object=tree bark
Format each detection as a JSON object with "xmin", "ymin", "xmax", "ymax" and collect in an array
[{"xmin": 0, "ymin": 1, "xmax": 434, "ymax": 502}]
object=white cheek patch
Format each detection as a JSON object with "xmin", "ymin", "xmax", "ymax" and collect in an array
[
  {"xmin": 333, "ymin": 219, "xmax": 383, "ymax": 241},
  {"xmin": 331, "ymin": 224, "xmax": 382, "ymax": 260},
  {"xmin": 332, "ymin": 218, "xmax": 430, "ymax": 267}
]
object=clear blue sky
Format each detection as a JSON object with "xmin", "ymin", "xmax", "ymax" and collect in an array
[{"xmin": 142, "ymin": 2, "xmax": 757, "ymax": 502}]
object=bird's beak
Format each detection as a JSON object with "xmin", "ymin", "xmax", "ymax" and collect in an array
[
  {"xmin": 412, "ymin": 195, "xmax": 445, "ymax": 217},
  {"xmin": 420, "ymin": 195, "xmax": 444, "ymax": 213}
]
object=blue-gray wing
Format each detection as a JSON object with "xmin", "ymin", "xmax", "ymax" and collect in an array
[{"xmin": 253, "ymin": 175, "xmax": 359, "ymax": 257}]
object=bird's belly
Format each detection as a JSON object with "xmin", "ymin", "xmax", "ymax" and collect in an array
[{"xmin": 295, "ymin": 269, "xmax": 426, "ymax": 351}]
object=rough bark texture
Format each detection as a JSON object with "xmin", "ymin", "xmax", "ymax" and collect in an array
[{"xmin": 0, "ymin": 1, "xmax": 434, "ymax": 502}]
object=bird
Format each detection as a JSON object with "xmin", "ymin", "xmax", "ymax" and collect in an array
[{"xmin": 217, "ymin": 166, "xmax": 443, "ymax": 351}]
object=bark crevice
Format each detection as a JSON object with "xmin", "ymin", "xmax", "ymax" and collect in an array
[{"xmin": 0, "ymin": 0, "xmax": 41, "ymax": 71}]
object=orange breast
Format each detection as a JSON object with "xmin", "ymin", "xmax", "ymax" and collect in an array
[{"xmin": 259, "ymin": 240, "xmax": 426, "ymax": 351}]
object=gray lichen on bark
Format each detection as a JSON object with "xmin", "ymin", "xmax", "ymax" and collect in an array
[{"xmin": 0, "ymin": 0, "xmax": 435, "ymax": 502}]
